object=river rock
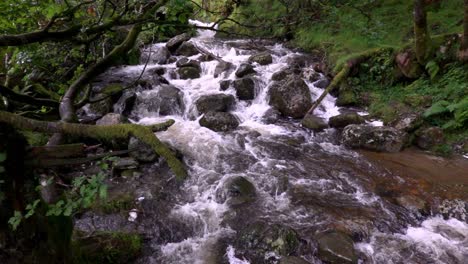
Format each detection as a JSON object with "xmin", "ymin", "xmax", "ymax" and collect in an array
[
  {"xmin": 195, "ymin": 94, "xmax": 236, "ymax": 113},
  {"xmin": 148, "ymin": 67, "xmax": 166, "ymax": 76},
  {"xmin": 286, "ymin": 54, "xmax": 313, "ymax": 68},
  {"xmin": 177, "ymin": 66, "xmax": 201, "ymax": 79},
  {"xmin": 176, "ymin": 57, "xmax": 201, "ymax": 70},
  {"xmin": 329, "ymin": 113, "xmax": 365, "ymax": 128},
  {"xmin": 87, "ymin": 96, "xmax": 113, "ymax": 118},
  {"xmin": 96, "ymin": 113, "xmax": 128, "ymax": 125},
  {"xmin": 219, "ymin": 80, "xmax": 231, "ymax": 91},
  {"xmin": 166, "ymin": 33, "xmax": 191, "ymax": 52},
  {"xmin": 216, "ymin": 176, "xmax": 256, "ymax": 206},
  {"xmin": 302, "ymin": 113, "xmax": 328, "ymax": 131},
  {"xmin": 271, "ymin": 68, "xmax": 300, "ymax": 81},
  {"xmin": 112, "ymin": 157, "xmax": 139, "ymax": 171},
  {"xmin": 128, "ymin": 137, "xmax": 159, "ymax": 163},
  {"xmin": 214, "ymin": 60, "xmax": 234, "ymax": 78},
  {"xmin": 396, "ymin": 195, "xmax": 427, "ymax": 213},
  {"xmin": 199, "ymin": 111, "xmax": 239, "ymax": 132},
  {"xmin": 114, "ymin": 90, "xmax": 136, "ymax": 116},
  {"xmin": 268, "ymin": 75, "xmax": 313, "ymax": 118},
  {"xmin": 342, "ymin": 125, "xmax": 407, "ymax": 152},
  {"xmin": 390, "ymin": 113, "xmax": 423, "ymax": 132},
  {"xmin": 317, "ymin": 231, "xmax": 358, "ymax": 264},
  {"xmin": 415, "ymin": 126, "xmax": 445, "ymax": 150},
  {"xmin": 174, "ymin": 41, "xmax": 199, "ymax": 57},
  {"xmin": 314, "ymin": 78, "xmax": 330, "ymax": 89},
  {"xmin": 280, "ymin": 256, "xmax": 311, "ymax": 264},
  {"xmin": 235, "ymin": 63, "xmax": 256, "ymax": 78},
  {"xmin": 248, "ymin": 51, "xmax": 273, "ymax": 65},
  {"xmin": 142, "ymin": 46, "xmax": 170, "ymax": 65},
  {"xmin": 133, "ymin": 85, "xmax": 184, "ymax": 116},
  {"xmin": 262, "ymin": 108, "xmax": 281, "ymax": 124},
  {"xmin": 233, "ymin": 77, "xmax": 255, "ymax": 100}
]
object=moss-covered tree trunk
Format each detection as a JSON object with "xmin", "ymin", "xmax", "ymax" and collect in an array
[
  {"xmin": 460, "ymin": 0, "xmax": 468, "ymax": 61},
  {"xmin": 414, "ymin": 0, "xmax": 431, "ymax": 64}
]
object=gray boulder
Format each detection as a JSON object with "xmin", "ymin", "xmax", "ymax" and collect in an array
[
  {"xmin": 142, "ymin": 46, "xmax": 170, "ymax": 65},
  {"xmin": 280, "ymin": 257, "xmax": 311, "ymax": 264},
  {"xmin": 96, "ymin": 113, "xmax": 128, "ymax": 126},
  {"xmin": 248, "ymin": 52, "xmax": 273, "ymax": 65},
  {"xmin": 133, "ymin": 85, "xmax": 184, "ymax": 116},
  {"xmin": 271, "ymin": 68, "xmax": 299, "ymax": 81},
  {"xmin": 342, "ymin": 125, "xmax": 407, "ymax": 152},
  {"xmin": 390, "ymin": 113, "xmax": 423, "ymax": 132},
  {"xmin": 329, "ymin": 113, "xmax": 365, "ymax": 128},
  {"xmin": 199, "ymin": 111, "xmax": 239, "ymax": 132},
  {"xmin": 177, "ymin": 66, "xmax": 201, "ymax": 79},
  {"xmin": 233, "ymin": 77, "xmax": 255, "ymax": 100},
  {"xmin": 166, "ymin": 33, "xmax": 191, "ymax": 52},
  {"xmin": 216, "ymin": 176, "xmax": 256, "ymax": 206},
  {"xmin": 128, "ymin": 137, "xmax": 159, "ymax": 163},
  {"xmin": 174, "ymin": 41, "xmax": 199, "ymax": 57},
  {"xmin": 314, "ymin": 78, "xmax": 330, "ymax": 89},
  {"xmin": 219, "ymin": 80, "xmax": 232, "ymax": 91},
  {"xmin": 176, "ymin": 57, "xmax": 201, "ymax": 70},
  {"xmin": 235, "ymin": 63, "xmax": 256, "ymax": 78},
  {"xmin": 195, "ymin": 94, "xmax": 236, "ymax": 113},
  {"xmin": 416, "ymin": 126, "xmax": 444, "ymax": 150},
  {"xmin": 214, "ymin": 60, "xmax": 234, "ymax": 78},
  {"xmin": 268, "ymin": 75, "xmax": 313, "ymax": 118},
  {"xmin": 317, "ymin": 231, "xmax": 358, "ymax": 264},
  {"xmin": 302, "ymin": 113, "xmax": 328, "ymax": 132},
  {"xmin": 114, "ymin": 90, "xmax": 136, "ymax": 116}
]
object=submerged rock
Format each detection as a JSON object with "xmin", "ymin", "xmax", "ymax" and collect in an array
[
  {"xmin": 329, "ymin": 113, "xmax": 365, "ymax": 128},
  {"xmin": 166, "ymin": 33, "xmax": 191, "ymax": 52},
  {"xmin": 342, "ymin": 125, "xmax": 407, "ymax": 152},
  {"xmin": 316, "ymin": 231, "xmax": 358, "ymax": 264},
  {"xmin": 268, "ymin": 75, "xmax": 313, "ymax": 118},
  {"xmin": 177, "ymin": 66, "xmax": 201, "ymax": 79},
  {"xmin": 248, "ymin": 51, "xmax": 273, "ymax": 65},
  {"xmin": 235, "ymin": 63, "xmax": 256, "ymax": 78},
  {"xmin": 302, "ymin": 113, "xmax": 328, "ymax": 132},
  {"xmin": 199, "ymin": 111, "xmax": 239, "ymax": 132},
  {"xmin": 233, "ymin": 77, "xmax": 255, "ymax": 100},
  {"xmin": 415, "ymin": 126, "xmax": 444, "ymax": 150},
  {"xmin": 195, "ymin": 94, "xmax": 236, "ymax": 113},
  {"xmin": 216, "ymin": 176, "xmax": 256, "ymax": 206},
  {"xmin": 96, "ymin": 113, "xmax": 128, "ymax": 126}
]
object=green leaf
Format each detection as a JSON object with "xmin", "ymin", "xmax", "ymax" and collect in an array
[{"xmin": 423, "ymin": 101, "xmax": 450, "ymax": 118}]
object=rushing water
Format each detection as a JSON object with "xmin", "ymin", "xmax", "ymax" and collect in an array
[{"xmin": 91, "ymin": 21, "xmax": 468, "ymax": 263}]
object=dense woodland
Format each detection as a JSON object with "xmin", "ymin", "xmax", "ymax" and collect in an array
[{"xmin": 0, "ymin": 0, "xmax": 467, "ymax": 263}]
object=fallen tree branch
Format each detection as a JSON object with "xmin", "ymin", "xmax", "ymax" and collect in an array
[{"xmin": 0, "ymin": 84, "xmax": 59, "ymax": 108}]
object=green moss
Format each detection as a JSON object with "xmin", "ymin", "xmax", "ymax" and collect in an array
[
  {"xmin": 72, "ymin": 231, "xmax": 142, "ymax": 264},
  {"xmin": 93, "ymin": 194, "xmax": 134, "ymax": 214},
  {"xmin": 21, "ymin": 130, "xmax": 49, "ymax": 146},
  {"xmin": 101, "ymin": 84, "xmax": 124, "ymax": 96}
]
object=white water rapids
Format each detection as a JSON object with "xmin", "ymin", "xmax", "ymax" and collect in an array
[{"xmin": 96, "ymin": 21, "xmax": 468, "ymax": 264}]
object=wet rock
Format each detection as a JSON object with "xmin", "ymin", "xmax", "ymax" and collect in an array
[
  {"xmin": 176, "ymin": 57, "xmax": 201, "ymax": 70},
  {"xmin": 234, "ymin": 221, "xmax": 300, "ymax": 263},
  {"xmin": 177, "ymin": 66, "xmax": 201, "ymax": 79},
  {"xmin": 280, "ymin": 256, "xmax": 311, "ymax": 264},
  {"xmin": 198, "ymin": 53, "xmax": 216, "ymax": 62},
  {"xmin": 113, "ymin": 157, "xmax": 139, "ymax": 170},
  {"xmin": 174, "ymin": 41, "xmax": 199, "ymax": 57},
  {"xmin": 147, "ymin": 67, "xmax": 166, "ymax": 76},
  {"xmin": 271, "ymin": 68, "xmax": 301, "ymax": 81},
  {"xmin": 302, "ymin": 113, "xmax": 328, "ymax": 132},
  {"xmin": 142, "ymin": 46, "xmax": 170, "ymax": 65},
  {"xmin": 86, "ymin": 96, "xmax": 113, "ymax": 118},
  {"xmin": 286, "ymin": 54, "xmax": 313, "ymax": 68},
  {"xmin": 195, "ymin": 94, "xmax": 236, "ymax": 113},
  {"xmin": 262, "ymin": 108, "xmax": 281, "ymax": 124},
  {"xmin": 235, "ymin": 63, "xmax": 256, "ymax": 78},
  {"xmin": 166, "ymin": 33, "xmax": 191, "ymax": 52},
  {"xmin": 96, "ymin": 113, "xmax": 128, "ymax": 125},
  {"xmin": 336, "ymin": 83, "xmax": 358, "ymax": 107},
  {"xmin": 396, "ymin": 195, "xmax": 427, "ymax": 213},
  {"xmin": 316, "ymin": 231, "xmax": 358, "ymax": 264},
  {"xmin": 342, "ymin": 125, "xmax": 407, "ymax": 152},
  {"xmin": 268, "ymin": 75, "xmax": 313, "ymax": 118},
  {"xmin": 114, "ymin": 91, "xmax": 136, "ymax": 116},
  {"xmin": 167, "ymin": 56, "xmax": 177, "ymax": 64},
  {"xmin": 304, "ymin": 69, "xmax": 321, "ymax": 83},
  {"xmin": 314, "ymin": 78, "xmax": 330, "ymax": 89},
  {"xmin": 329, "ymin": 113, "xmax": 365, "ymax": 128},
  {"xmin": 219, "ymin": 80, "xmax": 232, "ymax": 91},
  {"xmin": 390, "ymin": 113, "xmax": 423, "ymax": 132},
  {"xmin": 128, "ymin": 137, "xmax": 159, "ymax": 163},
  {"xmin": 214, "ymin": 60, "xmax": 234, "ymax": 78},
  {"xmin": 199, "ymin": 111, "xmax": 239, "ymax": 132},
  {"xmin": 216, "ymin": 176, "xmax": 256, "ymax": 206},
  {"xmin": 233, "ymin": 77, "xmax": 255, "ymax": 100},
  {"xmin": 133, "ymin": 85, "xmax": 184, "ymax": 116},
  {"xmin": 248, "ymin": 51, "xmax": 273, "ymax": 65},
  {"xmin": 415, "ymin": 127, "xmax": 444, "ymax": 150}
]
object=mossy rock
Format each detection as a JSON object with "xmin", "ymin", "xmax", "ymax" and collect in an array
[
  {"xmin": 72, "ymin": 231, "xmax": 142, "ymax": 264},
  {"xmin": 93, "ymin": 193, "xmax": 135, "ymax": 214},
  {"xmin": 336, "ymin": 83, "xmax": 358, "ymax": 107}
]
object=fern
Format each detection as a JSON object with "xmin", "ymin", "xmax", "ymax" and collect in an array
[
  {"xmin": 423, "ymin": 100, "xmax": 450, "ymax": 118},
  {"xmin": 425, "ymin": 60, "xmax": 440, "ymax": 80}
]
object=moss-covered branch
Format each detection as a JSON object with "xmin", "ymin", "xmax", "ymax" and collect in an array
[{"xmin": 0, "ymin": 111, "xmax": 187, "ymax": 180}]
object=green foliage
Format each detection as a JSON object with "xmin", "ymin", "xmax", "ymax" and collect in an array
[
  {"xmin": 425, "ymin": 60, "xmax": 440, "ymax": 80},
  {"xmin": 424, "ymin": 97, "xmax": 468, "ymax": 130}
]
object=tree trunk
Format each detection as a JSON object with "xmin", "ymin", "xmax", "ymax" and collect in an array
[
  {"xmin": 414, "ymin": 0, "xmax": 431, "ymax": 64},
  {"xmin": 460, "ymin": 0, "xmax": 468, "ymax": 61}
]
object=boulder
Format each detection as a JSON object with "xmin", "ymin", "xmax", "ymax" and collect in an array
[
  {"xmin": 128, "ymin": 137, "xmax": 159, "ymax": 163},
  {"xmin": 268, "ymin": 75, "xmax": 313, "ymax": 118},
  {"xmin": 87, "ymin": 96, "xmax": 113, "ymax": 118},
  {"xmin": 114, "ymin": 90, "xmax": 136, "ymax": 116},
  {"xmin": 133, "ymin": 85, "xmax": 184, "ymax": 116},
  {"xmin": 301, "ymin": 113, "xmax": 328, "ymax": 132},
  {"xmin": 390, "ymin": 113, "xmax": 423, "ymax": 132},
  {"xmin": 195, "ymin": 94, "xmax": 236, "ymax": 113},
  {"xmin": 219, "ymin": 80, "xmax": 231, "ymax": 91},
  {"xmin": 216, "ymin": 176, "xmax": 256, "ymax": 206},
  {"xmin": 416, "ymin": 126, "xmax": 444, "ymax": 150},
  {"xmin": 199, "ymin": 111, "xmax": 239, "ymax": 132},
  {"xmin": 336, "ymin": 83, "xmax": 358, "ymax": 107},
  {"xmin": 142, "ymin": 46, "xmax": 170, "ymax": 65},
  {"xmin": 395, "ymin": 195, "xmax": 427, "ymax": 213},
  {"xmin": 174, "ymin": 41, "xmax": 199, "ymax": 57},
  {"xmin": 316, "ymin": 231, "xmax": 358, "ymax": 264},
  {"xmin": 198, "ymin": 53, "xmax": 216, "ymax": 62},
  {"xmin": 286, "ymin": 54, "xmax": 312, "ymax": 68},
  {"xmin": 248, "ymin": 52, "xmax": 273, "ymax": 65},
  {"xmin": 96, "ymin": 113, "xmax": 128, "ymax": 126},
  {"xmin": 280, "ymin": 256, "xmax": 311, "ymax": 264},
  {"xmin": 147, "ymin": 67, "xmax": 166, "ymax": 76},
  {"xmin": 342, "ymin": 125, "xmax": 407, "ymax": 152},
  {"xmin": 329, "ymin": 113, "xmax": 365, "ymax": 128},
  {"xmin": 177, "ymin": 66, "xmax": 201, "ymax": 79},
  {"xmin": 314, "ymin": 78, "xmax": 330, "ymax": 89},
  {"xmin": 233, "ymin": 77, "xmax": 255, "ymax": 100},
  {"xmin": 262, "ymin": 108, "xmax": 281, "ymax": 124},
  {"xmin": 166, "ymin": 33, "xmax": 191, "ymax": 52},
  {"xmin": 214, "ymin": 60, "xmax": 234, "ymax": 78},
  {"xmin": 176, "ymin": 57, "xmax": 201, "ymax": 70},
  {"xmin": 271, "ymin": 68, "xmax": 300, "ymax": 81},
  {"xmin": 235, "ymin": 63, "xmax": 256, "ymax": 78}
]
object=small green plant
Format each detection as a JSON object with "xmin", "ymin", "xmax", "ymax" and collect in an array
[
  {"xmin": 424, "ymin": 97, "xmax": 468, "ymax": 130},
  {"xmin": 425, "ymin": 60, "xmax": 440, "ymax": 80}
]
